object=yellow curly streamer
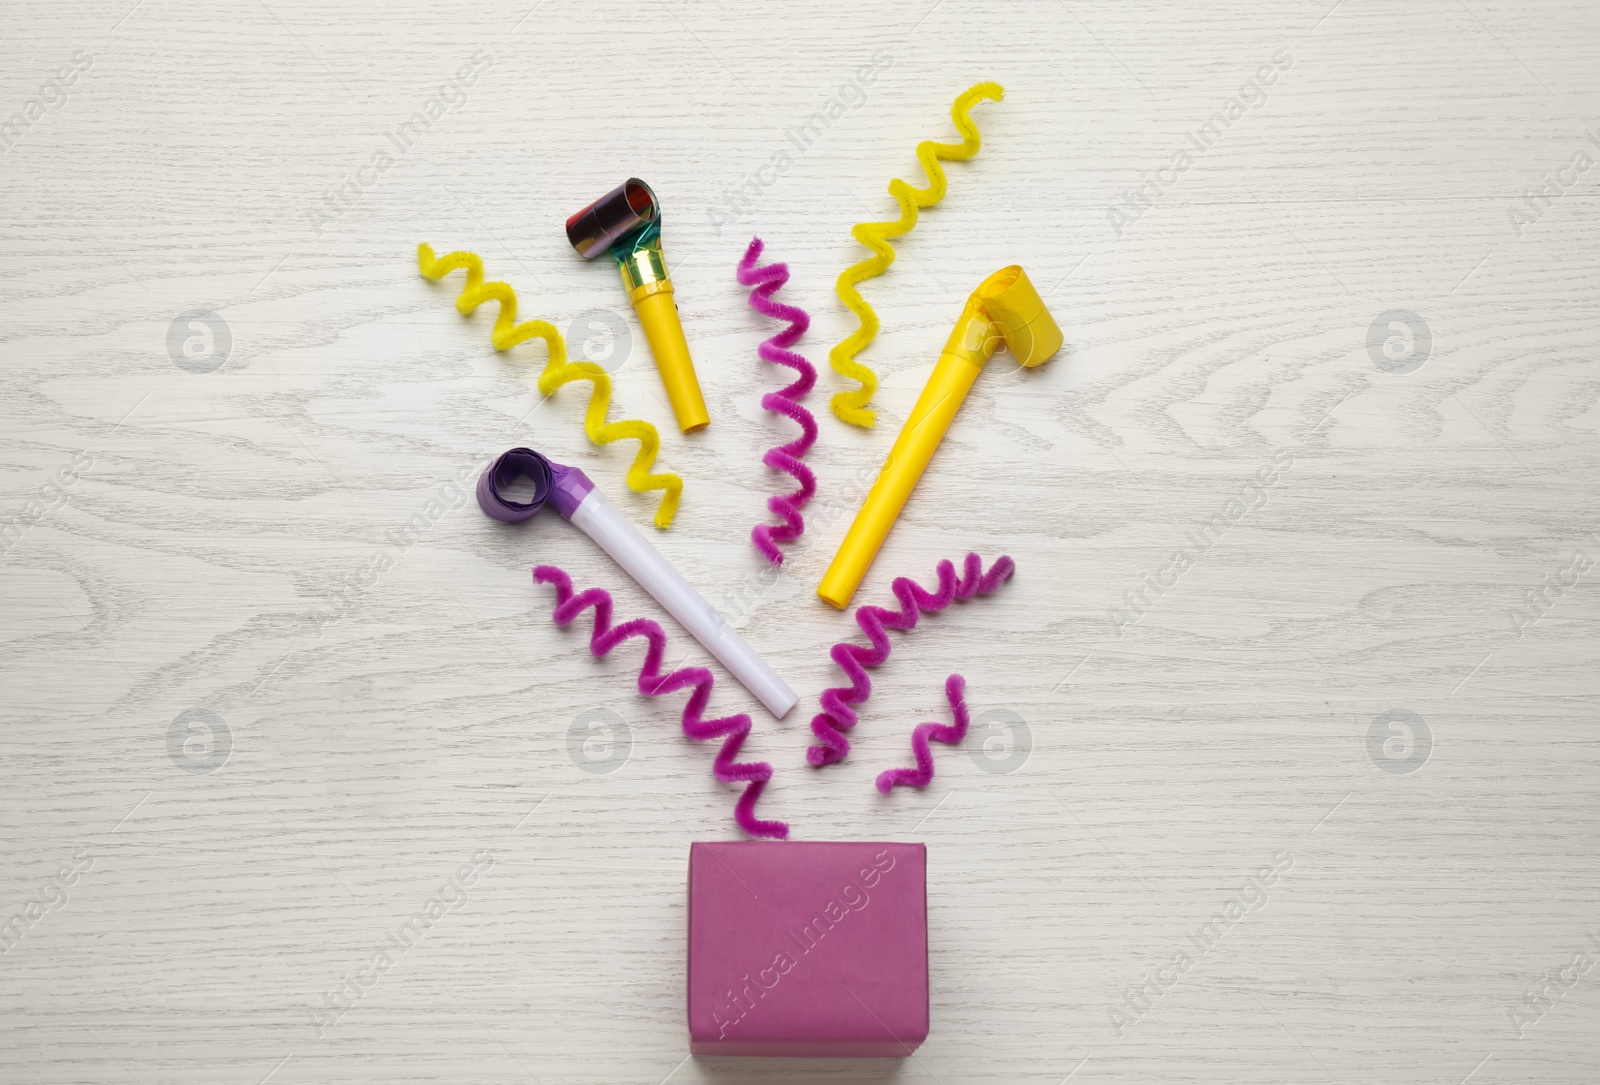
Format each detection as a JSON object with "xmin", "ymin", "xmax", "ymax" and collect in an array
[
  {"xmin": 417, "ymin": 243, "xmax": 682, "ymax": 529},
  {"xmin": 829, "ymin": 81, "xmax": 1005, "ymax": 428}
]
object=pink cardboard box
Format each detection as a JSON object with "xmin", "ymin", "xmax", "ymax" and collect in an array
[{"xmin": 687, "ymin": 841, "xmax": 928, "ymax": 1057}]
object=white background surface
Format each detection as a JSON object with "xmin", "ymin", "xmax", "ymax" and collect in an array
[{"xmin": 3, "ymin": 0, "xmax": 1599, "ymax": 1081}]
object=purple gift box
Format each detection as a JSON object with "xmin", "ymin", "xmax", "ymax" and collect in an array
[{"xmin": 687, "ymin": 841, "xmax": 928, "ymax": 1057}]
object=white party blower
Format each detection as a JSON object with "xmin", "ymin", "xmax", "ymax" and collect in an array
[{"xmin": 477, "ymin": 447, "xmax": 798, "ymax": 719}]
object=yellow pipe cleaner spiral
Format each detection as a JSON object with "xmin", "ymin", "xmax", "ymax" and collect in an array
[
  {"xmin": 417, "ymin": 243, "xmax": 683, "ymax": 529},
  {"xmin": 828, "ymin": 81, "xmax": 1004, "ymax": 428}
]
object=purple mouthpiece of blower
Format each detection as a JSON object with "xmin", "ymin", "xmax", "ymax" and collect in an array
[{"xmin": 476, "ymin": 447, "xmax": 594, "ymax": 523}]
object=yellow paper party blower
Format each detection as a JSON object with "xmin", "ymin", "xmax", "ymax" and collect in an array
[{"xmin": 818, "ymin": 265, "xmax": 1063, "ymax": 609}]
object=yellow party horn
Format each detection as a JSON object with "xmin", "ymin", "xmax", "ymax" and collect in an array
[
  {"xmin": 818, "ymin": 265, "xmax": 1064, "ymax": 610},
  {"xmin": 566, "ymin": 178, "xmax": 709, "ymax": 433}
]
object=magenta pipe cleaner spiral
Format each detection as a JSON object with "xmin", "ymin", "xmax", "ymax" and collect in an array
[
  {"xmin": 808, "ymin": 553, "xmax": 1014, "ymax": 768},
  {"xmin": 875, "ymin": 674, "xmax": 970, "ymax": 793},
  {"xmin": 534, "ymin": 565, "xmax": 788, "ymax": 839},
  {"xmin": 737, "ymin": 236, "xmax": 818, "ymax": 566}
]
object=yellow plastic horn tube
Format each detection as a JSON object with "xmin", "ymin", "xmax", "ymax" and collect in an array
[
  {"xmin": 817, "ymin": 265, "xmax": 1063, "ymax": 609},
  {"xmin": 620, "ymin": 245, "xmax": 710, "ymax": 433}
]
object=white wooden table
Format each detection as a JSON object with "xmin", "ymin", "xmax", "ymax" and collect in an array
[{"xmin": 3, "ymin": 1, "xmax": 1598, "ymax": 1081}]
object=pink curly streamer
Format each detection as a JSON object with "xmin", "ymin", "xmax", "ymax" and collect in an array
[
  {"xmin": 875, "ymin": 674, "xmax": 970, "ymax": 793},
  {"xmin": 737, "ymin": 237, "xmax": 818, "ymax": 566},
  {"xmin": 808, "ymin": 553, "xmax": 1015, "ymax": 767},
  {"xmin": 533, "ymin": 565, "xmax": 788, "ymax": 839}
]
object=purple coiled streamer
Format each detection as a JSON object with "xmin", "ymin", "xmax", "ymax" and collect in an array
[
  {"xmin": 736, "ymin": 237, "xmax": 817, "ymax": 566},
  {"xmin": 534, "ymin": 565, "xmax": 787, "ymax": 839},
  {"xmin": 809, "ymin": 553, "xmax": 1014, "ymax": 768},
  {"xmin": 875, "ymin": 674, "xmax": 970, "ymax": 793}
]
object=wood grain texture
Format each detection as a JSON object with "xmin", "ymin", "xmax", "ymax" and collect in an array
[{"xmin": 3, "ymin": 0, "xmax": 1598, "ymax": 1081}]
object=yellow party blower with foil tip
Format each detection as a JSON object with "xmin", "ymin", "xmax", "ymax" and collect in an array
[
  {"xmin": 818, "ymin": 266, "xmax": 1064, "ymax": 610},
  {"xmin": 566, "ymin": 178, "xmax": 710, "ymax": 433}
]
